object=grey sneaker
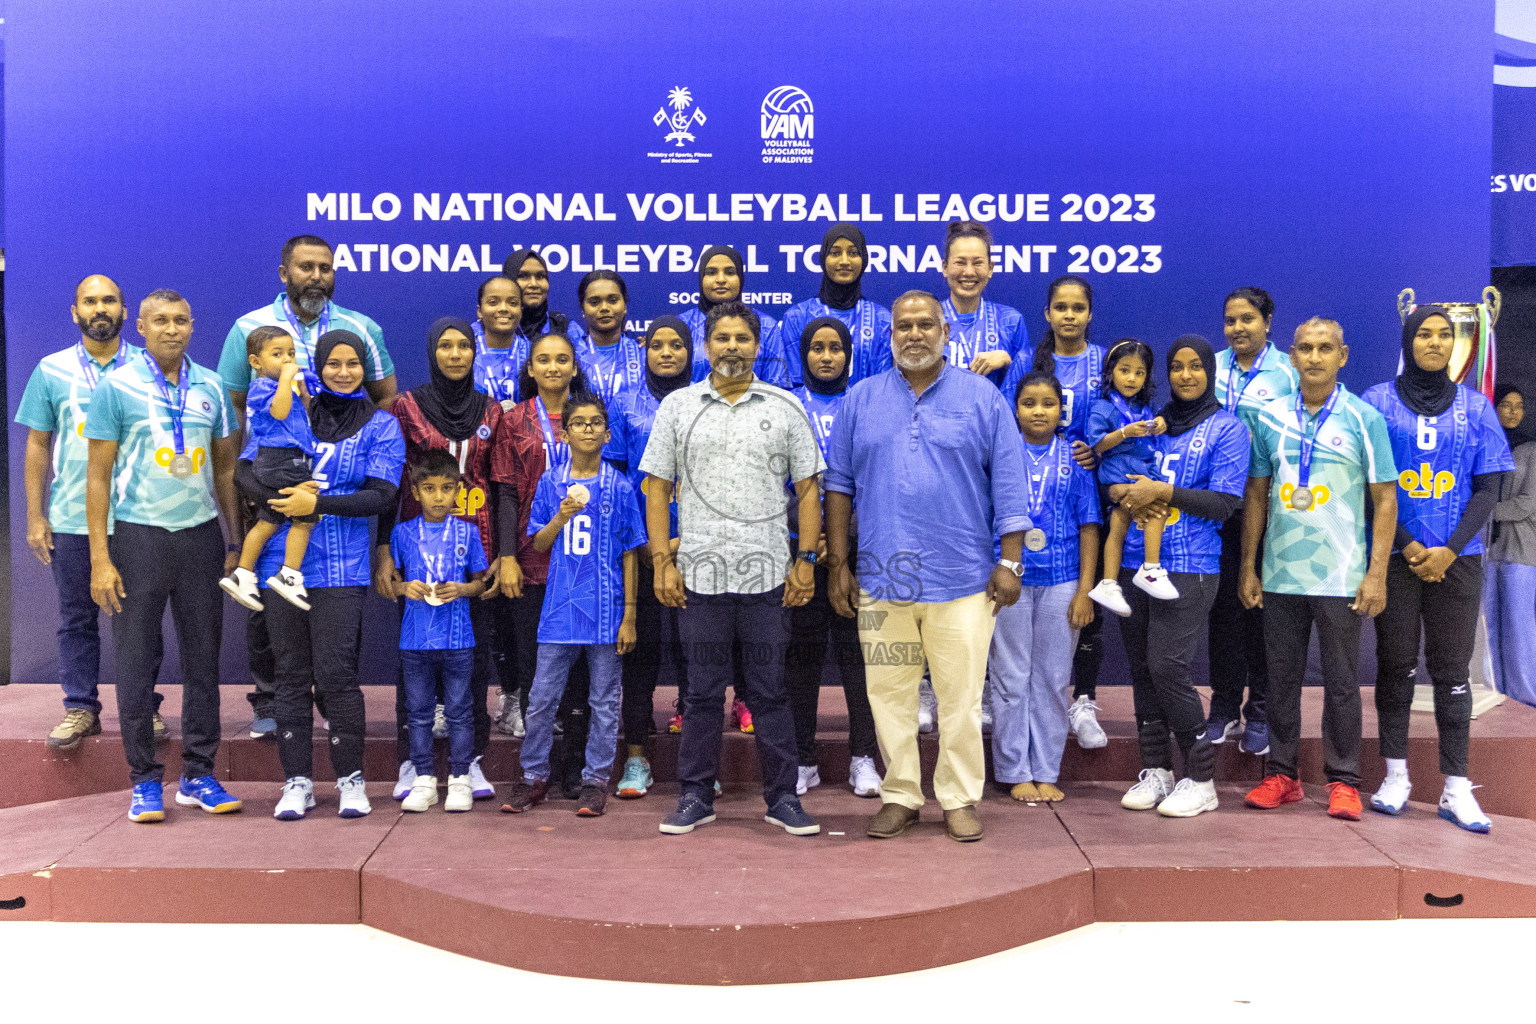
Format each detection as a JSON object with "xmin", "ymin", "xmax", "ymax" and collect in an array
[{"xmin": 336, "ymin": 771, "xmax": 371, "ymax": 818}]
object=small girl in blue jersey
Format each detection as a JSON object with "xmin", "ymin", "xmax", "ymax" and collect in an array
[
  {"xmin": 1085, "ymin": 339, "xmax": 1176, "ymax": 616},
  {"xmin": 221, "ymin": 326, "xmax": 322, "ymax": 612}
]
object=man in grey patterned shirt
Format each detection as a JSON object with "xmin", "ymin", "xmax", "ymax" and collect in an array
[{"xmin": 640, "ymin": 300, "xmax": 825, "ymax": 837}]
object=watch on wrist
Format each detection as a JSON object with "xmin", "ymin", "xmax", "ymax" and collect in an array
[
  {"xmin": 796, "ymin": 549, "xmax": 819, "ymax": 566},
  {"xmin": 998, "ymin": 558, "xmax": 1024, "ymax": 578}
]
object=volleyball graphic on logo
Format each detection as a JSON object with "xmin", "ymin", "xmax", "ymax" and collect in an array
[{"xmin": 760, "ymin": 86, "xmax": 814, "ymax": 140}]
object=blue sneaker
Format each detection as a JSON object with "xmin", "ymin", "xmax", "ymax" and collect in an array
[
  {"xmin": 1240, "ymin": 719, "xmax": 1270, "ymax": 756},
  {"xmin": 659, "ymin": 793, "xmax": 716, "ymax": 835},
  {"xmin": 248, "ymin": 717, "xmax": 276, "ymax": 740},
  {"xmin": 175, "ymin": 775, "xmax": 243, "ymax": 814},
  {"xmin": 128, "ymin": 780, "xmax": 164, "ymax": 823},
  {"xmin": 1206, "ymin": 718, "xmax": 1242, "ymax": 745},
  {"xmin": 765, "ymin": 795, "xmax": 821, "ymax": 836},
  {"xmin": 615, "ymin": 756, "xmax": 653, "ymax": 799}
]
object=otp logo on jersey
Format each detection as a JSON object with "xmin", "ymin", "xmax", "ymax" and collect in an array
[
  {"xmin": 1279, "ymin": 481, "xmax": 1331, "ymax": 510},
  {"xmin": 454, "ymin": 486, "xmax": 486, "ymax": 517},
  {"xmin": 154, "ymin": 446, "xmax": 206, "ymax": 473},
  {"xmin": 1399, "ymin": 463, "xmax": 1455, "ymax": 499}
]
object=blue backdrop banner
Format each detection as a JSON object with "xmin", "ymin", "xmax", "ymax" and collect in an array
[{"xmin": 6, "ymin": 0, "xmax": 1493, "ymax": 684}]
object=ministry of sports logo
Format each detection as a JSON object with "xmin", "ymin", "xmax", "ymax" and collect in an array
[
  {"xmin": 649, "ymin": 86, "xmax": 711, "ymax": 164},
  {"xmin": 760, "ymin": 85, "xmax": 814, "ymax": 165}
]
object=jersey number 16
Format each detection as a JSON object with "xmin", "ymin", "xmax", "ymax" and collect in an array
[{"xmin": 562, "ymin": 514, "xmax": 592, "ymax": 555}]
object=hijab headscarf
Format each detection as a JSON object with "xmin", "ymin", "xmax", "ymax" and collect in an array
[
  {"xmin": 308, "ymin": 329, "xmax": 378, "ymax": 442},
  {"xmin": 817, "ymin": 223, "xmax": 868, "ymax": 310},
  {"xmin": 1496, "ymin": 382, "xmax": 1536, "ymax": 450},
  {"xmin": 1158, "ymin": 334, "xmax": 1221, "ymax": 437},
  {"xmin": 502, "ymin": 249, "xmax": 568, "ymax": 338},
  {"xmin": 643, "ymin": 315, "xmax": 694, "ymax": 401},
  {"xmin": 412, "ymin": 317, "xmax": 488, "ymax": 442},
  {"xmin": 696, "ymin": 245, "xmax": 745, "ymax": 315},
  {"xmin": 1395, "ymin": 305, "xmax": 1458, "ymax": 417},
  {"xmin": 800, "ymin": 316, "xmax": 853, "ymax": 396}
]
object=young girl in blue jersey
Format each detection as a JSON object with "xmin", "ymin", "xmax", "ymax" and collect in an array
[
  {"xmin": 574, "ymin": 271, "xmax": 646, "ymax": 406},
  {"xmin": 681, "ymin": 247, "xmax": 790, "ymax": 388},
  {"xmin": 611, "ymin": 316, "xmax": 693, "ymax": 798},
  {"xmin": 988, "ymin": 371, "xmax": 1100, "ymax": 803},
  {"xmin": 1363, "ymin": 307, "xmax": 1513, "ymax": 832},
  {"xmin": 1085, "ymin": 339, "xmax": 1176, "ymax": 617},
  {"xmin": 222, "ymin": 326, "xmax": 323, "ymax": 611},
  {"xmin": 940, "ymin": 221, "xmax": 1026, "ymax": 388},
  {"xmin": 390, "ymin": 448, "xmax": 490, "ymax": 814},
  {"xmin": 473, "ymin": 274, "xmax": 527, "ymax": 403},
  {"xmin": 502, "ymin": 392, "xmax": 647, "ymax": 818},
  {"xmin": 785, "ymin": 317, "xmax": 882, "ymax": 799},
  {"xmin": 779, "ymin": 224, "xmax": 893, "ymax": 388}
]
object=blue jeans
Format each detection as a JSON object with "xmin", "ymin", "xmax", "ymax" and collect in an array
[
  {"xmin": 521, "ymin": 643, "xmax": 623, "ymax": 785},
  {"xmin": 53, "ymin": 532, "xmax": 103, "ymax": 713},
  {"xmin": 987, "ymin": 582, "xmax": 1081, "ymax": 784},
  {"xmin": 1485, "ymin": 559, "xmax": 1536, "ymax": 708},
  {"xmin": 400, "ymin": 648, "xmax": 475, "ymax": 776}
]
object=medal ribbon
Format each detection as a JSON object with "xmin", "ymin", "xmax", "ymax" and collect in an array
[
  {"xmin": 147, "ymin": 357, "xmax": 192, "ymax": 454},
  {"xmin": 1024, "ymin": 436, "xmax": 1063, "ymax": 524},
  {"xmin": 417, "ymin": 517, "xmax": 452, "ymax": 584},
  {"xmin": 280, "ymin": 296, "xmax": 330, "ymax": 366},
  {"xmin": 75, "ymin": 342, "xmax": 127, "ymax": 392},
  {"xmin": 535, "ymin": 396, "xmax": 570, "ymax": 470},
  {"xmin": 474, "ymin": 319, "xmax": 527, "ymax": 402},
  {"xmin": 1223, "ymin": 345, "xmax": 1267, "ymax": 411},
  {"xmin": 941, "ymin": 298, "xmax": 999, "ymax": 368},
  {"xmin": 1110, "ymin": 393, "xmax": 1150, "ymax": 429},
  {"xmin": 1294, "ymin": 385, "xmax": 1341, "ymax": 490}
]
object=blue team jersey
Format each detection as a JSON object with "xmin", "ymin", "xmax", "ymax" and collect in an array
[
  {"xmin": 528, "ymin": 462, "xmax": 648, "ymax": 645},
  {"xmin": 679, "ymin": 306, "xmax": 791, "ymax": 389},
  {"xmin": 1123, "ymin": 410, "xmax": 1250, "ymax": 574},
  {"xmin": 246, "ymin": 373, "xmax": 321, "ymax": 456},
  {"xmin": 390, "ymin": 515, "xmax": 488, "ymax": 651},
  {"xmin": 1086, "ymin": 396, "xmax": 1158, "ymax": 486},
  {"xmin": 610, "ymin": 387, "xmax": 678, "ymax": 538},
  {"xmin": 572, "ymin": 327, "xmax": 646, "ymax": 407},
  {"xmin": 252, "ymin": 410, "xmax": 405, "ymax": 588},
  {"xmin": 472, "ymin": 319, "xmax": 528, "ymax": 403},
  {"xmin": 1017, "ymin": 437, "xmax": 1101, "ymax": 587},
  {"xmin": 787, "ymin": 387, "xmax": 845, "ymax": 538},
  {"xmin": 942, "ymin": 298, "xmax": 1027, "ymax": 388},
  {"xmin": 1362, "ymin": 382, "xmax": 1514, "ymax": 555},
  {"xmin": 779, "ymin": 298, "xmax": 893, "ymax": 388},
  {"xmin": 1002, "ymin": 343, "xmax": 1106, "ymax": 446}
]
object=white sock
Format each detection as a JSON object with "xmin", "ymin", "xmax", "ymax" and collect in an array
[
  {"xmin": 1444, "ymin": 775, "xmax": 1471, "ymax": 793},
  {"xmin": 1385, "ymin": 758, "xmax": 1408, "ymax": 779},
  {"xmin": 1141, "ymin": 562, "xmax": 1160, "ymax": 571}
]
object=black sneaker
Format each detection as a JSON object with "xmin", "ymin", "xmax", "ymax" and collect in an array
[
  {"xmin": 498, "ymin": 778, "xmax": 548, "ymax": 814},
  {"xmin": 659, "ymin": 793, "xmax": 716, "ymax": 834},
  {"xmin": 765, "ymin": 795, "xmax": 821, "ymax": 836},
  {"xmin": 576, "ymin": 784, "xmax": 608, "ymax": 817}
]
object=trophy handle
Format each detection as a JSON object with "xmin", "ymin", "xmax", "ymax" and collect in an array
[
  {"xmin": 1397, "ymin": 288, "xmax": 1416, "ymax": 323},
  {"xmin": 1484, "ymin": 285, "xmax": 1502, "ymax": 327}
]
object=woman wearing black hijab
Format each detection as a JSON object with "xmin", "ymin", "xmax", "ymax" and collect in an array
[
  {"xmin": 780, "ymin": 223, "xmax": 893, "ymax": 388},
  {"xmin": 1361, "ymin": 307, "xmax": 1513, "ymax": 831},
  {"xmin": 678, "ymin": 245, "xmax": 791, "ymax": 387},
  {"xmin": 502, "ymin": 249, "xmax": 572, "ymax": 340},
  {"xmin": 611, "ymin": 315, "xmax": 694, "ymax": 798},
  {"xmin": 1112, "ymin": 335, "xmax": 1252, "ymax": 818},
  {"xmin": 238, "ymin": 329, "xmax": 406, "ymax": 820},
  {"xmin": 376, "ymin": 317, "xmax": 511, "ymax": 804},
  {"xmin": 1486, "ymin": 383, "xmax": 1536, "ymax": 708}
]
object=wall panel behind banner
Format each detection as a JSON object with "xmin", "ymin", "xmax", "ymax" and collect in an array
[{"xmin": 5, "ymin": 0, "xmax": 1492, "ymax": 685}]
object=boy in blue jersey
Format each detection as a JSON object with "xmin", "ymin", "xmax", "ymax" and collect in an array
[
  {"xmin": 502, "ymin": 393, "xmax": 646, "ymax": 818},
  {"xmin": 390, "ymin": 449, "xmax": 491, "ymax": 814},
  {"xmin": 221, "ymin": 326, "xmax": 322, "ymax": 612}
]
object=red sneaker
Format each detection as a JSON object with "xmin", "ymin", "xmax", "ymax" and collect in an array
[
  {"xmin": 733, "ymin": 698, "xmax": 754, "ymax": 734},
  {"xmin": 1244, "ymin": 774, "xmax": 1304, "ymax": 809},
  {"xmin": 1326, "ymin": 781, "xmax": 1362, "ymax": 820}
]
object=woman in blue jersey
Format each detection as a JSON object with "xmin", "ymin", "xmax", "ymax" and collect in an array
[
  {"xmin": 989, "ymin": 371, "xmax": 1100, "ymax": 804},
  {"xmin": 1487, "ymin": 383, "xmax": 1536, "ymax": 708},
  {"xmin": 503, "ymin": 249, "xmax": 572, "ymax": 340},
  {"xmin": 573, "ymin": 270, "xmax": 646, "ymax": 407},
  {"xmin": 473, "ymin": 274, "xmax": 527, "ymax": 403},
  {"xmin": 784, "ymin": 317, "xmax": 882, "ymax": 799},
  {"xmin": 239, "ymin": 329, "xmax": 405, "ymax": 820},
  {"xmin": 1363, "ymin": 307, "xmax": 1513, "ymax": 832},
  {"xmin": 940, "ymin": 221, "xmax": 1026, "ymax": 388},
  {"xmin": 611, "ymin": 315, "xmax": 694, "ymax": 798},
  {"xmin": 680, "ymin": 246, "xmax": 789, "ymax": 388},
  {"xmin": 779, "ymin": 224, "xmax": 892, "ymax": 389},
  {"xmin": 1113, "ymin": 336, "xmax": 1250, "ymax": 818}
]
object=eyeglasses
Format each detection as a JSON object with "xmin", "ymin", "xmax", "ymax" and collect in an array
[{"xmin": 566, "ymin": 419, "xmax": 606, "ymax": 432}]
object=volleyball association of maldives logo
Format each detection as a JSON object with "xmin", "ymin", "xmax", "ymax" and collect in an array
[
  {"xmin": 760, "ymin": 85, "xmax": 814, "ymax": 164},
  {"xmin": 655, "ymin": 86, "xmax": 706, "ymax": 147}
]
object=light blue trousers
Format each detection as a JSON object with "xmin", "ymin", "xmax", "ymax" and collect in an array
[
  {"xmin": 1484, "ymin": 559, "xmax": 1536, "ymax": 708},
  {"xmin": 986, "ymin": 582, "xmax": 1081, "ymax": 784}
]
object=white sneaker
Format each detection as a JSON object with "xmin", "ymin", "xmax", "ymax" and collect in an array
[
  {"xmin": 1069, "ymin": 695, "xmax": 1108, "ymax": 749},
  {"xmin": 274, "ymin": 776, "xmax": 315, "ymax": 820},
  {"xmin": 1370, "ymin": 771, "xmax": 1411, "ymax": 816},
  {"xmin": 1132, "ymin": 564, "xmax": 1180, "ymax": 601},
  {"xmin": 1088, "ymin": 578, "xmax": 1132, "ymax": 617},
  {"xmin": 444, "ymin": 774, "xmax": 474, "ymax": 813},
  {"xmin": 336, "ymin": 771, "xmax": 371, "ymax": 818},
  {"xmin": 1438, "ymin": 778, "xmax": 1492, "ymax": 834},
  {"xmin": 467, "ymin": 755, "xmax": 494, "ymax": 799},
  {"xmin": 981, "ymin": 685, "xmax": 995, "ymax": 735},
  {"xmin": 1157, "ymin": 777, "xmax": 1218, "ymax": 817},
  {"xmin": 494, "ymin": 690, "xmax": 524, "ymax": 736},
  {"xmin": 917, "ymin": 677, "xmax": 938, "ymax": 734},
  {"xmin": 265, "ymin": 566, "xmax": 311, "ymax": 611},
  {"xmin": 432, "ymin": 704, "xmax": 448, "ymax": 739},
  {"xmin": 393, "ymin": 760, "xmax": 417, "ymax": 801},
  {"xmin": 849, "ymin": 756, "xmax": 881, "ymax": 798},
  {"xmin": 1122, "ymin": 767, "xmax": 1176, "ymax": 810},
  {"xmin": 796, "ymin": 764, "xmax": 821, "ymax": 796},
  {"xmin": 219, "ymin": 567, "xmax": 264, "ymax": 611},
  {"xmin": 402, "ymin": 775, "xmax": 439, "ymax": 813}
]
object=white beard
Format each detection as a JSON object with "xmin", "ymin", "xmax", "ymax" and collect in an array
[{"xmin": 894, "ymin": 346, "xmax": 942, "ymax": 373}]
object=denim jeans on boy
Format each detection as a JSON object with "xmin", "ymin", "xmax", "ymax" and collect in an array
[
  {"xmin": 52, "ymin": 532, "xmax": 104, "ymax": 713},
  {"xmin": 521, "ymin": 643, "xmax": 623, "ymax": 785},
  {"xmin": 401, "ymin": 648, "xmax": 475, "ymax": 777}
]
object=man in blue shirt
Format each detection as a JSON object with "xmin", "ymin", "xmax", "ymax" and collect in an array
[
  {"xmin": 825, "ymin": 290, "xmax": 1029, "ymax": 843},
  {"xmin": 85, "ymin": 289, "xmax": 245, "ymax": 823}
]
